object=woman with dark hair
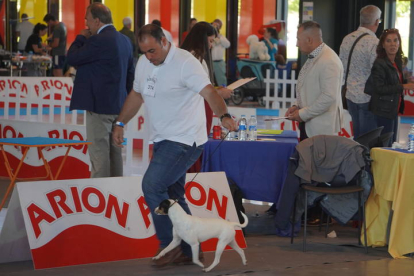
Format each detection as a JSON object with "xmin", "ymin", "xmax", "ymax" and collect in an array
[
  {"xmin": 25, "ymin": 23, "xmax": 48, "ymax": 54},
  {"xmin": 181, "ymin": 21, "xmax": 233, "ymax": 173},
  {"xmin": 181, "ymin": 21, "xmax": 233, "ymax": 134},
  {"xmin": 365, "ymin": 28, "xmax": 414, "ymax": 144},
  {"xmin": 263, "ymin": 27, "xmax": 278, "ymax": 61}
]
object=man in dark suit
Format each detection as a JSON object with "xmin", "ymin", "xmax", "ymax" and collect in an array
[{"xmin": 67, "ymin": 3, "xmax": 134, "ymax": 178}]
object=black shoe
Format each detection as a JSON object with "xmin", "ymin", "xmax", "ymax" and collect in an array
[
  {"xmin": 150, "ymin": 246, "xmax": 182, "ymax": 268},
  {"xmin": 303, "ymin": 218, "xmax": 333, "ymax": 227}
]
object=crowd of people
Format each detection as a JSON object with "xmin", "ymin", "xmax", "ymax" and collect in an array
[
  {"xmin": 285, "ymin": 5, "xmax": 411, "ymax": 148},
  {"xmin": 14, "ymin": 12, "xmax": 68, "ymax": 77}
]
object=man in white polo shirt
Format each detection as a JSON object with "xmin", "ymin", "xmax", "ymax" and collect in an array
[{"xmin": 112, "ymin": 24, "xmax": 236, "ymax": 268}]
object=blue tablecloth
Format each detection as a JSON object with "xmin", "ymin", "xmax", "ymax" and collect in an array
[
  {"xmin": 202, "ymin": 130, "xmax": 298, "ymax": 203},
  {"xmin": 0, "ymin": 137, "xmax": 89, "ymax": 146}
]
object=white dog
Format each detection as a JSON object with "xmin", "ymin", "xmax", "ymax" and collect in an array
[
  {"xmin": 246, "ymin": 34, "xmax": 270, "ymax": 61},
  {"xmin": 153, "ymin": 199, "xmax": 248, "ymax": 272}
]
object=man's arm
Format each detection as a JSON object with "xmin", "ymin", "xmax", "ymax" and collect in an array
[
  {"xmin": 199, "ymin": 84, "xmax": 237, "ymax": 131},
  {"xmin": 112, "ymin": 91, "xmax": 144, "ymax": 147},
  {"xmin": 67, "ymin": 30, "xmax": 101, "ymax": 66},
  {"xmin": 50, "ymin": 37, "xmax": 60, "ymax": 48},
  {"xmin": 218, "ymin": 35, "xmax": 231, "ymax": 48}
]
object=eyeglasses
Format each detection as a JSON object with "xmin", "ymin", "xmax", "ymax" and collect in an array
[{"xmin": 383, "ymin": 28, "xmax": 399, "ymax": 33}]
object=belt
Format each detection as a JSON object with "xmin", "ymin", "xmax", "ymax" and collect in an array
[{"xmin": 213, "ymin": 60, "xmax": 223, "ymax": 62}]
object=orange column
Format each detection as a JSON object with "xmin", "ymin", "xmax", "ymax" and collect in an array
[
  {"xmin": 238, "ymin": 0, "xmax": 276, "ymax": 54},
  {"xmin": 148, "ymin": 0, "xmax": 179, "ymax": 46},
  {"xmin": 62, "ymin": 0, "xmax": 89, "ymax": 48}
]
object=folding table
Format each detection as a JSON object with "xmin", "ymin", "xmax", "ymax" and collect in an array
[{"xmin": 0, "ymin": 137, "xmax": 91, "ymax": 209}]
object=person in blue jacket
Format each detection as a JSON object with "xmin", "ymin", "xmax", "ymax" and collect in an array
[{"xmin": 67, "ymin": 2, "xmax": 134, "ymax": 178}]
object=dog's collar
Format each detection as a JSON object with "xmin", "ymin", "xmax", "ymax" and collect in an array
[{"xmin": 170, "ymin": 199, "xmax": 178, "ymax": 208}]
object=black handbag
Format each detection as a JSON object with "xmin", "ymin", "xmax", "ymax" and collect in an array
[{"xmin": 342, "ymin": 33, "xmax": 369, "ymax": 110}]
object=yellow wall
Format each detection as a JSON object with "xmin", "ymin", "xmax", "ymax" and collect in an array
[
  {"xmin": 18, "ymin": 0, "xmax": 47, "ymax": 26},
  {"xmin": 18, "ymin": 0, "xmax": 48, "ymax": 40},
  {"xmin": 193, "ymin": 0, "xmax": 227, "ymax": 36},
  {"xmin": 104, "ymin": 0, "xmax": 135, "ymax": 31}
]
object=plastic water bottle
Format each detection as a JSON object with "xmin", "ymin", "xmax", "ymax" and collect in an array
[
  {"xmin": 224, "ymin": 115, "xmax": 237, "ymax": 140},
  {"xmin": 238, "ymin": 115, "xmax": 247, "ymax": 141},
  {"xmin": 248, "ymin": 115, "xmax": 257, "ymax": 141},
  {"xmin": 408, "ymin": 124, "xmax": 414, "ymax": 151},
  {"xmin": 28, "ymin": 51, "xmax": 33, "ymax": 62}
]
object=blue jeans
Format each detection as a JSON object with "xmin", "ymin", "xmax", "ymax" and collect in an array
[
  {"xmin": 346, "ymin": 100, "xmax": 377, "ymax": 139},
  {"xmin": 375, "ymin": 115, "xmax": 397, "ymax": 146},
  {"xmin": 142, "ymin": 140, "xmax": 204, "ymax": 257}
]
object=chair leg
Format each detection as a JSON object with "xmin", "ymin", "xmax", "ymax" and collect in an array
[
  {"xmin": 303, "ymin": 190, "xmax": 308, "ymax": 252},
  {"xmin": 291, "ymin": 195, "xmax": 297, "ymax": 244},
  {"xmin": 358, "ymin": 191, "xmax": 362, "ymax": 245},
  {"xmin": 325, "ymin": 214, "xmax": 330, "ymax": 238},
  {"xmin": 362, "ymin": 191, "xmax": 368, "ymax": 254},
  {"xmin": 319, "ymin": 211, "xmax": 323, "ymax": 232}
]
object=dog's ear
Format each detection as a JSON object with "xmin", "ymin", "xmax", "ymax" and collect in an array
[{"xmin": 159, "ymin": 199, "xmax": 172, "ymax": 214}]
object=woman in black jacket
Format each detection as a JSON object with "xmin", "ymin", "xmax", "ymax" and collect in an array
[{"xmin": 365, "ymin": 28, "xmax": 414, "ymax": 144}]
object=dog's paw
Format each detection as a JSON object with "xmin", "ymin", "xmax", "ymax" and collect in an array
[
  {"xmin": 194, "ymin": 261, "xmax": 204, "ymax": 268},
  {"xmin": 243, "ymin": 260, "xmax": 248, "ymax": 265},
  {"xmin": 152, "ymin": 256, "xmax": 160, "ymax": 260}
]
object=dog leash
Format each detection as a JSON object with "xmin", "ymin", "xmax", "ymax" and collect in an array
[
  {"xmin": 188, "ymin": 130, "xmax": 230, "ymax": 185},
  {"xmin": 170, "ymin": 130, "xmax": 231, "ymax": 207}
]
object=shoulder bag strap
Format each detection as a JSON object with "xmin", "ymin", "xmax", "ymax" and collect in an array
[{"xmin": 344, "ymin": 33, "xmax": 370, "ymax": 88}]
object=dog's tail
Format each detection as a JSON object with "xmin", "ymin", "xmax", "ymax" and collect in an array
[{"xmin": 234, "ymin": 212, "xmax": 249, "ymax": 228}]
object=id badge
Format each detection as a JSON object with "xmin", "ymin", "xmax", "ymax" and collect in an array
[{"xmin": 143, "ymin": 68, "xmax": 159, "ymax": 97}]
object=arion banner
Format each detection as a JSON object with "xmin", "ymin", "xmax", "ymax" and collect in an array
[{"xmin": 0, "ymin": 172, "xmax": 246, "ymax": 269}]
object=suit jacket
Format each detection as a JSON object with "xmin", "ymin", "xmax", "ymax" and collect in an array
[
  {"xmin": 365, "ymin": 57, "xmax": 405, "ymax": 119},
  {"xmin": 67, "ymin": 25, "xmax": 134, "ymax": 114},
  {"xmin": 297, "ymin": 45, "xmax": 344, "ymax": 137}
]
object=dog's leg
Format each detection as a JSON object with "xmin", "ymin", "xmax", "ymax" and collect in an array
[
  {"xmin": 191, "ymin": 243, "xmax": 204, "ymax": 268},
  {"xmin": 203, "ymin": 240, "xmax": 227, "ymax": 272},
  {"xmin": 228, "ymin": 240, "xmax": 247, "ymax": 265},
  {"xmin": 153, "ymin": 230, "xmax": 182, "ymax": 260}
]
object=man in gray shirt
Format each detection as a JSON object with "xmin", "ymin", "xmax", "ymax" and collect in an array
[
  {"xmin": 339, "ymin": 5, "xmax": 381, "ymax": 139},
  {"xmin": 16, "ymin": 13, "xmax": 34, "ymax": 52},
  {"xmin": 44, "ymin": 14, "xmax": 67, "ymax": 77}
]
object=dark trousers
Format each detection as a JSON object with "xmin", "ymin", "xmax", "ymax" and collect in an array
[
  {"xmin": 299, "ymin": 122, "xmax": 308, "ymax": 141},
  {"xmin": 375, "ymin": 115, "xmax": 398, "ymax": 146}
]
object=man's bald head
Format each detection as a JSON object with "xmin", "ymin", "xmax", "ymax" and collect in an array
[{"xmin": 296, "ymin": 21, "xmax": 323, "ymax": 55}]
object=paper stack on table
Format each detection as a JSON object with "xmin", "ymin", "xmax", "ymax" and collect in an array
[{"xmin": 257, "ymin": 129, "xmax": 284, "ymax": 135}]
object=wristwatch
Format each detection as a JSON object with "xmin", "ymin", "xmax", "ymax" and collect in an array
[
  {"xmin": 220, "ymin": 113, "xmax": 232, "ymax": 122},
  {"xmin": 115, "ymin": 121, "xmax": 125, "ymax": 128}
]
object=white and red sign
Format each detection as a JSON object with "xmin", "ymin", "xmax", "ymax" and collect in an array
[
  {"xmin": 0, "ymin": 119, "xmax": 90, "ymax": 179},
  {"xmin": 7, "ymin": 172, "xmax": 245, "ymax": 269},
  {"xmin": 0, "ymin": 77, "xmax": 73, "ymax": 108},
  {"xmin": 404, "ymin": 89, "xmax": 414, "ymax": 116}
]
